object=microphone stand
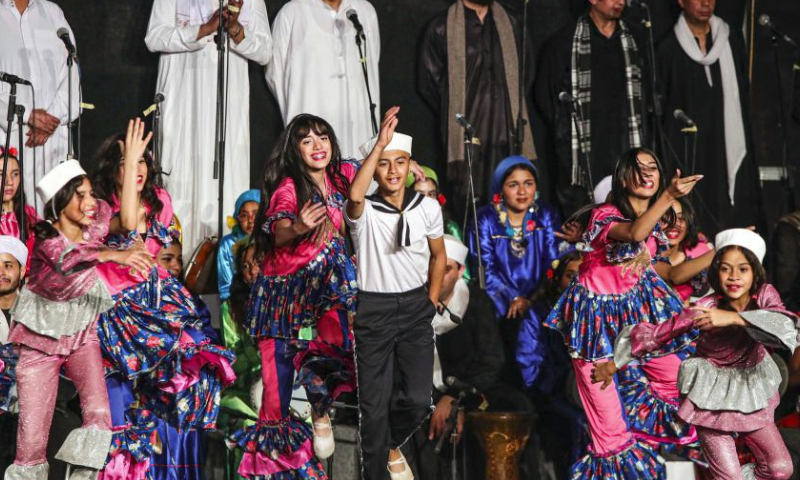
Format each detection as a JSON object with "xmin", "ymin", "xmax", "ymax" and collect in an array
[
  {"xmin": 772, "ymin": 32, "xmax": 796, "ymax": 208},
  {"xmin": 2, "ymin": 83, "xmax": 26, "ymax": 241},
  {"xmin": 512, "ymin": 0, "xmax": 529, "ymax": 156},
  {"xmin": 354, "ymin": 26, "xmax": 378, "ymax": 135},
  {"xmin": 680, "ymin": 124, "xmax": 697, "ymax": 174},
  {"xmin": 66, "ymin": 49, "xmax": 75, "ymax": 160},
  {"xmin": 567, "ymin": 99, "xmax": 595, "ymax": 202},
  {"xmin": 153, "ymin": 101, "xmax": 163, "ymax": 175},
  {"xmin": 461, "ymin": 127, "xmax": 486, "ymax": 289},
  {"xmin": 434, "ymin": 391, "xmax": 466, "ymax": 480},
  {"xmin": 213, "ymin": 0, "xmax": 229, "ymax": 238}
]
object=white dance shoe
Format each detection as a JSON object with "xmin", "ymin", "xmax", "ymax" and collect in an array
[{"xmin": 312, "ymin": 416, "xmax": 335, "ymax": 460}]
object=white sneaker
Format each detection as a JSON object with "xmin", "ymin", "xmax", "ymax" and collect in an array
[
  {"xmin": 387, "ymin": 451, "xmax": 414, "ymax": 480},
  {"xmin": 312, "ymin": 416, "xmax": 335, "ymax": 460}
]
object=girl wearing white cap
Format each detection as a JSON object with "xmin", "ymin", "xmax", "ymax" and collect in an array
[
  {"xmin": 598, "ymin": 229, "xmax": 797, "ymax": 480},
  {"xmin": 5, "ymin": 158, "xmax": 153, "ymax": 480}
]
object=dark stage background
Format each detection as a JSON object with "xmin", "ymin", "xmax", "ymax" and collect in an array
[{"xmin": 53, "ymin": 0, "xmax": 800, "ymax": 224}]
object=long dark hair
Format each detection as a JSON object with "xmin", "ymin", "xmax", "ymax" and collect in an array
[
  {"xmin": 0, "ymin": 153, "xmax": 32, "ymax": 225},
  {"xmin": 610, "ymin": 147, "xmax": 675, "ymax": 227},
  {"xmin": 253, "ymin": 114, "xmax": 350, "ymax": 257},
  {"xmin": 90, "ymin": 132, "xmax": 165, "ymax": 217},
  {"xmin": 33, "ymin": 175, "xmax": 89, "ymax": 241},
  {"xmin": 707, "ymin": 245, "xmax": 767, "ymax": 312},
  {"xmin": 674, "ymin": 196, "xmax": 700, "ymax": 250}
]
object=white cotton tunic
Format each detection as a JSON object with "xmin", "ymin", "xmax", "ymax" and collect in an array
[
  {"xmin": 145, "ymin": 0, "xmax": 272, "ymax": 254},
  {"xmin": 0, "ymin": 0, "xmax": 80, "ymax": 211},
  {"xmin": 267, "ymin": 0, "xmax": 380, "ymax": 159}
]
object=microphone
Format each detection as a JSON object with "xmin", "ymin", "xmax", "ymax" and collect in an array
[
  {"xmin": 558, "ymin": 91, "xmax": 577, "ymax": 104},
  {"xmin": 673, "ymin": 109, "xmax": 696, "ymax": 128},
  {"xmin": 346, "ymin": 9, "xmax": 364, "ymax": 34},
  {"xmin": 56, "ymin": 27, "xmax": 77, "ymax": 58},
  {"xmin": 154, "ymin": 93, "xmax": 165, "ymax": 104},
  {"xmin": 0, "ymin": 72, "xmax": 31, "ymax": 86},
  {"xmin": 445, "ymin": 376, "xmax": 479, "ymax": 396},
  {"xmin": 758, "ymin": 14, "xmax": 797, "ymax": 48},
  {"xmin": 454, "ymin": 113, "xmax": 474, "ymax": 133}
]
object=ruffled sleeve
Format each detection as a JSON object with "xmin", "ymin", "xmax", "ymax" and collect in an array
[
  {"xmin": 582, "ymin": 204, "xmax": 628, "ymax": 248},
  {"xmin": 613, "ymin": 302, "xmax": 701, "ymax": 367},
  {"xmin": 262, "ymin": 178, "xmax": 297, "ymax": 233},
  {"xmin": 740, "ymin": 284, "xmax": 800, "ymax": 351}
]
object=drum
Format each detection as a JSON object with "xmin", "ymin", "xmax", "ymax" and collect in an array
[
  {"xmin": 467, "ymin": 412, "xmax": 535, "ymax": 480},
  {"xmin": 183, "ymin": 236, "xmax": 219, "ymax": 296}
]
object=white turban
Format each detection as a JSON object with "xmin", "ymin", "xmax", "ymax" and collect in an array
[
  {"xmin": 0, "ymin": 235, "xmax": 28, "ymax": 267},
  {"xmin": 443, "ymin": 234, "xmax": 469, "ymax": 266}
]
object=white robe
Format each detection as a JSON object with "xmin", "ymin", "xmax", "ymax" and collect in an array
[
  {"xmin": 0, "ymin": 0, "xmax": 80, "ymax": 212},
  {"xmin": 267, "ymin": 0, "xmax": 380, "ymax": 158},
  {"xmin": 145, "ymin": 0, "xmax": 272, "ymax": 255}
]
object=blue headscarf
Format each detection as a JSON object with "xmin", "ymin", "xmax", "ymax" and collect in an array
[
  {"xmin": 491, "ymin": 156, "xmax": 538, "ymax": 195},
  {"xmin": 229, "ymin": 189, "xmax": 261, "ymax": 235}
]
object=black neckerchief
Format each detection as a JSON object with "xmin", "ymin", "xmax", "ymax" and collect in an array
[{"xmin": 367, "ymin": 188, "xmax": 425, "ymax": 247}]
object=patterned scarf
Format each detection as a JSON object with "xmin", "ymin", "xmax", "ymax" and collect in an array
[
  {"xmin": 445, "ymin": 1, "xmax": 536, "ymax": 171},
  {"xmin": 570, "ymin": 16, "xmax": 643, "ymax": 185}
]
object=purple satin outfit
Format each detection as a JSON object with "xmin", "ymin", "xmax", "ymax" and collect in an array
[
  {"xmin": 618, "ymin": 283, "xmax": 798, "ymax": 480},
  {"xmin": 6, "ymin": 201, "xmax": 116, "ymax": 480}
]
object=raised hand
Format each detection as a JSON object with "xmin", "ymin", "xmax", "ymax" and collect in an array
[
  {"xmin": 666, "ymin": 170, "xmax": 703, "ymax": 200},
  {"xmin": 124, "ymin": 118, "xmax": 153, "ymax": 167},
  {"xmin": 375, "ymin": 106, "xmax": 400, "ymax": 151},
  {"xmin": 295, "ymin": 200, "xmax": 328, "ymax": 236},
  {"xmin": 197, "ymin": 9, "xmax": 221, "ymax": 40}
]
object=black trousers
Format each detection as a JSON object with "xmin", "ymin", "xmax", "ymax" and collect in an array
[{"xmin": 354, "ymin": 286, "xmax": 436, "ymax": 480}]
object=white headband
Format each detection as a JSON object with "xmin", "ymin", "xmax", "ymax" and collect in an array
[
  {"xmin": 593, "ymin": 175, "xmax": 613, "ymax": 203},
  {"xmin": 358, "ymin": 132, "xmax": 413, "ymax": 159},
  {"xmin": 714, "ymin": 228, "xmax": 766, "ymax": 263},
  {"xmin": 444, "ymin": 234, "xmax": 469, "ymax": 266}
]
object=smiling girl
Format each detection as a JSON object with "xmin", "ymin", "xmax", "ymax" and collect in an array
[
  {"xmin": 600, "ymin": 229, "xmax": 797, "ymax": 480},
  {"xmin": 6, "ymin": 161, "xmax": 152, "ymax": 480},
  {"xmin": 466, "ymin": 155, "xmax": 563, "ymax": 392},
  {"xmin": 661, "ymin": 197, "xmax": 714, "ymax": 304},
  {"xmin": 545, "ymin": 147, "xmax": 702, "ymax": 479},
  {"xmin": 233, "ymin": 114, "xmax": 359, "ymax": 480}
]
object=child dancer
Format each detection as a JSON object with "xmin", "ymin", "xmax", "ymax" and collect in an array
[
  {"xmin": 545, "ymin": 148, "xmax": 702, "ymax": 478},
  {"xmin": 346, "ymin": 107, "xmax": 446, "ymax": 480},
  {"xmin": 92, "ymin": 120, "xmax": 235, "ymax": 480},
  {"xmin": 5, "ymin": 160, "xmax": 153, "ymax": 480},
  {"xmin": 0, "ymin": 147, "xmax": 38, "ymax": 240},
  {"xmin": 662, "ymin": 197, "xmax": 714, "ymax": 303},
  {"xmin": 598, "ymin": 229, "xmax": 796, "ymax": 480},
  {"xmin": 234, "ymin": 113, "xmax": 360, "ymax": 479}
]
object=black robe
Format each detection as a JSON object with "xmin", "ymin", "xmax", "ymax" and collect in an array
[
  {"xmin": 418, "ymin": 4, "xmax": 534, "ymax": 212},
  {"xmin": 534, "ymin": 15, "xmax": 653, "ymax": 217},
  {"xmin": 657, "ymin": 30, "xmax": 762, "ymax": 234}
]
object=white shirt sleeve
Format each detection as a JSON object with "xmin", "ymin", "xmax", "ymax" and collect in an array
[
  {"xmin": 145, "ymin": 0, "xmax": 204, "ymax": 54},
  {"xmin": 425, "ymin": 200, "xmax": 444, "ymax": 239},
  {"xmin": 265, "ymin": 6, "xmax": 292, "ymax": 121},
  {"xmin": 231, "ymin": 0, "xmax": 272, "ymax": 66}
]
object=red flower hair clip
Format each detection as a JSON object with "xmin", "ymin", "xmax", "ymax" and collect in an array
[
  {"xmin": 546, "ymin": 268, "xmax": 554, "ymax": 280},
  {"xmin": 525, "ymin": 220, "xmax": 536, "ymax": 232},
  {"xmin": 437, "ymin": 193, "xmax": 447, "ymax": 207},
  {"xmin": 492, "ymin": 193, "xmax": 501, "ymax": 204},
  {"xmin": 0, "ymin": 146, "xmax": 18, "ymax": 158}
]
